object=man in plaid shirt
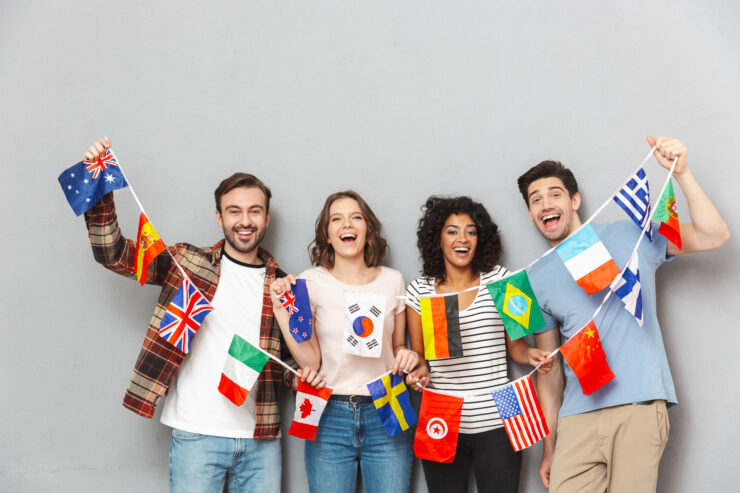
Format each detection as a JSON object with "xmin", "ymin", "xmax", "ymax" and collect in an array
[{"xmin": 82, "ymin": 138, "xmax": 322, "ymax": 492}]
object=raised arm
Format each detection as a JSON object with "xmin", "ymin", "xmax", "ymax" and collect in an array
[
  {"xmin": 648, "ymin": 136, "xmax": 729, "ymax": 256},
  {"xmin": 82, "ymin": 138, "xmax": 171, "ymax": 285},
  {"xmin": 533, "ymin": 328, "xmax": 564, "ymax": 489}
]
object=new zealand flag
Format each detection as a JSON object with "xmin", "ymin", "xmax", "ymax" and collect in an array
[{"xmin": 280, "ymin": 278, "xmax": 313, "ymax": 343}]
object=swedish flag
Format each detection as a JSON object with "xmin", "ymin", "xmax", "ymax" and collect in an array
[
  {"xmin": 367, "ymin": 372, "xmax": 418, "ymax": 436},
  {"xmin": 487, "ymin": 270, "xmax": 546, "ymax": 340}
]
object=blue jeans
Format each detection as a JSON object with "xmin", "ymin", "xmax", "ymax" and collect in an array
[
  {"xmin": 305, "ymin": 396, "xmax": 413, "ymax": 493},
  {"xmin": 169, "ymin": 429, "xmax": 281, "ymax": 493}
]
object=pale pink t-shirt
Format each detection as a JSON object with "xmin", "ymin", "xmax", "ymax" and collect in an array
[{"xmin": 299, "ymin": 266, "xmax": 406, "ymax": 395}]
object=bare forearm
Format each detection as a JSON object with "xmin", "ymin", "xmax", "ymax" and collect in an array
[{"xmin": 674, "ymin": 169, "xmax": 729, "ymax": 252}]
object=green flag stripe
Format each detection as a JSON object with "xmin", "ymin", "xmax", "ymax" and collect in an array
[
  {"xmin": 653, "ymin": 180, "xmax": 675, "ymax": 222},
  {"xmin": 486, "ymin": 270, "xmax": 546, "ymax": 341},
  {"xmin": 228, "ymin": 334, "xmax": 270, "ymax": 371}
]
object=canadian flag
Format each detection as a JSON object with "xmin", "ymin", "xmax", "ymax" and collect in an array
[{"xmin": 288, "ymin": 381, "xmax": 334, "ymax": 441}]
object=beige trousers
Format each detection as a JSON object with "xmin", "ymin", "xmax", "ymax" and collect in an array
[{"xmin": 550, "ymin": 400, "xmax": 670, "ymax": 493}]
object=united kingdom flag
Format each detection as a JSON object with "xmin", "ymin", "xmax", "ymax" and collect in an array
[
  {"xmin": 159, "ymin": 278, "xmax": 214, "ymax": 353},
  {"xmin": 280, "ymin": 291, "xmax": 299, "ymax": 315},
  {"xmin": 83, "ymin": 148, "xmax": 119, "ymax": 180}
]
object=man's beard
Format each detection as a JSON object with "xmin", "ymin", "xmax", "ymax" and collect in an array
[{"xmin": 223, "ymin": 226, "xmax": 266, "ymax": 255}]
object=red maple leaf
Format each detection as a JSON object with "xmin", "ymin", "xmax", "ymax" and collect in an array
[{"xmin": 299, "ymin": 398, "xmax": 314, "ymax": 419}]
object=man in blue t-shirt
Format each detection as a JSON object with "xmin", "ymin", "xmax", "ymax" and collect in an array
[{"xmin": 517, "ymin": 136, "xmax": 729, "ymax": 492}]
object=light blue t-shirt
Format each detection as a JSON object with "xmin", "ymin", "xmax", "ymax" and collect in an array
[{"xmin": 531, "ymin": 220, "xmax": 676, "ymax": 418}]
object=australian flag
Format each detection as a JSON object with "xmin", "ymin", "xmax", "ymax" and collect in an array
[
  {"xmin": 58, "ymin": 148, "xmax": 128, "ymax": 216},
  {"xmin": 159, "ymin": 278, "xmax": 214, "ymax": 353},
  {"xmin": 610, "ymin": 252, "xmax": 643, "ymax": 326},
  {"xmin": 280, "ymin": 278, "xmax": 313, "ymax": 343},
  {"xmin": 613, "ymin": 167, "xmax": 652, "ymax": 240}
]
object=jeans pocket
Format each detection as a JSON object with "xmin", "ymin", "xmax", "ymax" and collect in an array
[{"xmin": 172, "ymin": 428, "xmax": 207, "ymax": 441}]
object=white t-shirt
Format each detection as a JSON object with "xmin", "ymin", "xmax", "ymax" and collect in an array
[
  {"xmin": 160, "ymin": 252, "xmax": 267, "ymax": 438},
  {"xmin": 406, "ymin": 267, "xmax": 510, "ymax": 434},
  {"xmin": 300, "ymin": 266, "xmax": 406, "ymax": 395}
]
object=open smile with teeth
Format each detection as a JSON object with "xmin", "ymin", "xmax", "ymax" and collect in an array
[
  {"xmin": 235, "ymin": 228, "xmax": 255, "ymax": 239},
  {"xmin": 453, "ymin": 247, "xmax": 470, "ymax": 254},
  {"xmin": 541, "ymin": 213, "xmax": 561, "ymax": 230},
  {"xmin": 340, "ymin": 233, "xmax": 357, "ymax": 243}
]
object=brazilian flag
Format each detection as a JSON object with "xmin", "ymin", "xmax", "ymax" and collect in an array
[{"xmin": 486, "ymin": 270, "xmax": 546, "ymax": 340}]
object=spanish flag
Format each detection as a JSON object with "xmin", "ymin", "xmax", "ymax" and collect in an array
[
  {"xmin": 134, "ymin": 212, "xmax": 165, "ymax": 285},
  {"xmin": 419, "ymin": 295, "xmax": 463, "ymax": 360}
]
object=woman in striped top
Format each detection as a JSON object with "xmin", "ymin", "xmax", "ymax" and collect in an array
[{"xmin": 405, "ymin": 195, "xmax": 552, "ymax": 493}]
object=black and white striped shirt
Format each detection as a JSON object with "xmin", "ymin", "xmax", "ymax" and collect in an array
[{"xmin": 406, "ymin": 267, "xmax": 509, "ymax": 434}]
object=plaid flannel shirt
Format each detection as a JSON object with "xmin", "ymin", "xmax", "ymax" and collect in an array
[{"xmin": 84, "ymin": 193, "xmax": 295, "ymax": 439}]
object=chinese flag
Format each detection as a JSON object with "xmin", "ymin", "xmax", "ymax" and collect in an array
[
  {"xmin": 560, "ymin": 321, "xmax": 615, "ymax": 395},
  {"xmin": 134, "ymin": 212, "xmax": 165, "ymax": 285},
  {"xmin": 413, "ymin": 389, "xmax": 463, "ymax": 463}
]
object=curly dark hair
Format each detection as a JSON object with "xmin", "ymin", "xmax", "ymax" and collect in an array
[{"xmin": 417, "ymin": 196, "xmax": 503, "ymax": 280}]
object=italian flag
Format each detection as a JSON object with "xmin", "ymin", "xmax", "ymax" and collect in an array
[
  {"xmin": 288, "ymin": 381, "xmax": 334, "ymax": 440},
  {"xmin": 218, "ymin": 334, "xmax": 270, "ymax": 406}
]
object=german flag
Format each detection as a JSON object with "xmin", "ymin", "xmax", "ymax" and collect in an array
[{"xmin": 419, "ymin": 295, "xmax": 462, "ymax": 360}]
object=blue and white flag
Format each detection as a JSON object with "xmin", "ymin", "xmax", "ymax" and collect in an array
[
  {"xmin": 610, "ymin": 252, "xmax": 643, "ymax": 326},
  {"xmin": 613, "ymin": 167, "xmax": 652, "ymax": 240},
  {"xmin": 280, "ymin": 278, "xmax": 313, "ymax": 343},
  {"xmin": 58, "ymin": 148, "xmax": 128, "ymax": 215}
]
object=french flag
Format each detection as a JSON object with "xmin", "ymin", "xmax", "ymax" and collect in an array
[{"xmin": 556, "ymin": 225, "xmax": 620, "ymax": 295}]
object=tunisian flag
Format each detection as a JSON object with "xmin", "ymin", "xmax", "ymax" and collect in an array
[
  {"xmin": 413, "ymin": 389, "xmax": 464, "ymax": 463},
  {"xmin": 288, "ymin": 381, "xmax": 333, "ymax": 441},
  {"xmin": 560, "ymin": 320, "xmax": 615, "ymax": 395}
]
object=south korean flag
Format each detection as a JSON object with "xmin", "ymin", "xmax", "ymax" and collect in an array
[{"xmin": 343, "ymin": 291, "xmax": 386, "ymax": 358}]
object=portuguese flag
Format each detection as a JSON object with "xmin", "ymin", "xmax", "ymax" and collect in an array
[
  {"xmin": 653, "ymin": 180, "xmax": 682, "ymax": 250},
  {"xmin": 487, "ymin": 270, "xmax": 546, "ymax": 341},
  {"xmin": 218, "ymin": 334, "xmax": 270, "ymax": 406}
]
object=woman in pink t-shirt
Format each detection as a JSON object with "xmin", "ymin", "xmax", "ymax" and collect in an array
[{"xmin": 270, "ymin": 190, "xmax": 418, "ymax": 493}]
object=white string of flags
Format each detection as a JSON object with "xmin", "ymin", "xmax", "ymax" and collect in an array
[
  {"xmin": 114, "ymin": 143, "xmax": 676, "ymax": 395},
  {"xmin": 62, "ymin": 141, "xmax": 682, "ymax": 453}
]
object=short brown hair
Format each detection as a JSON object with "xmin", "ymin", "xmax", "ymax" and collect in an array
[
  {"xmin": 309, "ymin": 191, "xmax": 388, "ymax": 269},
  {"xmin": 214, "ymin": 173, "xmax": 272, "ymax": 213},
  {"xmin": 517, "ymin": 160, "xmax": 579, "ymax": 207}
]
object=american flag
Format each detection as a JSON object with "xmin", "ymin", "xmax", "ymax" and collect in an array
[
  {"xmin": 83, "ymin": 148, "xmax": 119, "ymax": 180},
  {"xmin": 613, "ymin": 167, "xmax": 652, "ymax": 239},
  {"xmin": 159, "ymin": 278, "xmax": 214, "ymax": 353},
  {"xmin": 491, "ymin": 375, "xmax": 549, "ymax": 451}
]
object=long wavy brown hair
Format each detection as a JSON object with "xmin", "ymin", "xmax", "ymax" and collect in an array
[{"xmin": 309, "ymin": 191, "xmax": 388, "ymax": 269}]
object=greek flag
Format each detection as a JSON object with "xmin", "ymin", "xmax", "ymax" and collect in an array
[
  {"xmin": 610, "ymin": 252, "xmax": 643, "ymax": 326},
  {"xmin": 613, "ymin": 167, "xmax": 652, "ymax": 240}
]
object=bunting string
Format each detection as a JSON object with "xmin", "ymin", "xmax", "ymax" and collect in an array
[{"xmin": 105, "ymin": 144, "xmax": 680, "ymax": 401}]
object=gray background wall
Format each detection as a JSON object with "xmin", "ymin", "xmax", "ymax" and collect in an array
[{"xmin": 1, "ymin": 1, "xmax": 738, "ymax": 492}]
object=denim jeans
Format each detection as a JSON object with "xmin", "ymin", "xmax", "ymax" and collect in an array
[
  {"xmin": 305, "ymin": 397, "xmax": 413, "ymax": 493},
  {"xmin": 169, "ymin": 428, "xmax": 281, "ymax": 493}
]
